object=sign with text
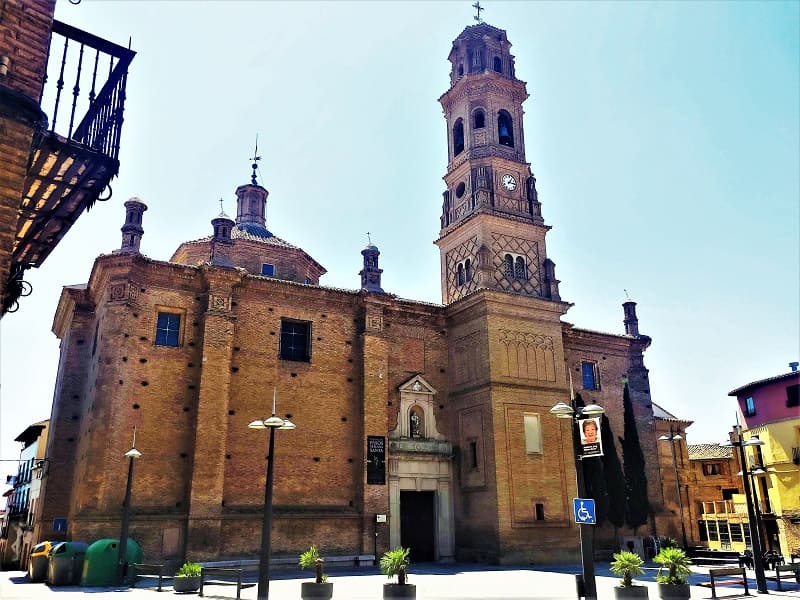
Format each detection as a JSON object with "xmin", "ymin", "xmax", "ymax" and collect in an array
[
  {"xmin": 579, "ymin": 417, "xmax": 603, "ymax": 458},
  {"xmin": 367, "ymin": 435, "xmax": 386, "ymax": 485}
]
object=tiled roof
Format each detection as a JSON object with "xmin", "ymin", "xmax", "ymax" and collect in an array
[
  {"xmin": 688, "ymin": 444, "xmax": 733, "ymax": 460},
  {"xmin": 728, "ymin": 371, "xmax": 799, "ymax": 396},
  {"xmin": 180, "ymin": 223, "xmax": 300, "ymax": 250}
]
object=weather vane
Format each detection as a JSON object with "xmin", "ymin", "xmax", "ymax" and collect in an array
[
  {"xmin": 473, "ymin": 1, "xmax": 484, "ymax": 22},
  {"xmin": 250, "ymin": 134, "xmax": 261, "ymax": 186}
]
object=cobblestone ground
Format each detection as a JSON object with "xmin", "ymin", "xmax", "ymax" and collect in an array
[{"xmin": 1, "ymin": 563, "xmax": 798, "ymax": 599}]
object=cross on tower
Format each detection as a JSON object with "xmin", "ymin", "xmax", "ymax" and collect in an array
[
  {"xmin": 366, "ymin": 232, "xmax": 372, "ymax": 245},
  {"xmin": 249, "ymin": 134, "xmax": 261, "ymax": 186},
  {"xmin": 219, "ymin": 197, "xmax": 224, "ymax": 214},
  {"xmin": 472, "ymin": 1, "xmax": 484, "ymax": 22}
]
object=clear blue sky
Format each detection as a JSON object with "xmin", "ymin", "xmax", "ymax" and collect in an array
[{"xmin": 1, "ymin": 1, "xmax": 798, "ymax": 480}]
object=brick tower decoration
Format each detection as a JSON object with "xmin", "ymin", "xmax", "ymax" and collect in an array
[
  {"xmin": 118, "ymin": 197, "xmax": 147, "ymax": 254},
  {"xmin": 435, "ymin": 22, "xmax": 559, "ymax": 304},
  {"xmin": 359, "ymin": 236, "xmax": 384, "ymax": 293}
]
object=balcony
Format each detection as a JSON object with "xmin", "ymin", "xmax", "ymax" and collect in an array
[{"xmin": 3, "ymin": 20, "xmax": 135, "ymax": 314}]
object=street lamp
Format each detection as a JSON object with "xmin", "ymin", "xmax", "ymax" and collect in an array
[
  {"xmin": 248, "ymin": 390, "xmax": 296, "ymax": 600},
  {"xmin": 550, "ymin": 395, "xmax": 605, "ymax": 600},
  {"xmin": 658, "ymin": 428, "xmax": 688, "ymax": 549},
  {"xmin": 722, "ymin": 426, "xmax": 768, "ymax": 594},
  {"xmin": 737, "ymin": 466, "xmax": 773, "ymax": 553},
  {"xmin": 117, "ymin": 430, "xmax": 141, "ymax": 585}
]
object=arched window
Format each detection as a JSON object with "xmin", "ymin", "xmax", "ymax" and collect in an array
[
  {"xmin": 493, "ymin": 56, "xmax": 502, "ymax": 73},
  {"xmin": 465, "ymin": 259, "xmax": 473, "ymax": 281},
  {"xmin": 457, "ymin": 263, "xmax": 465, "ymax": 286},
  {"xmin": 498, "ymin": 111, "xmax": 514, "ymax": 147},
  {"xmin": 515, "ymin": 256, "xmax": 526, "ymax": 279},
  {"xmin": 458, "ymin": 64, "xmax": 464, "ymax": 77},
  {"xmin": 473, "ymin": 109, "xmax": 485, "ymax": 129},
  {"xmin": 453, "ymin": 118, "xmax": 465, "ymax": 156},
  {"xmin": 504, "ymin": 254, "xmax": 514, "ymax": 278}
]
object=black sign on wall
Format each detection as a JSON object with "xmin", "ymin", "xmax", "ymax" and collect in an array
[{"xmin": 367, "ymin": 435, "xmax": 386, "ymax": 485}]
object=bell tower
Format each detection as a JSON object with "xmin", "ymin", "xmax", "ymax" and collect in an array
[{"xmin": 435, "ymin": 23, "xmax": 559, "ymax": 305}]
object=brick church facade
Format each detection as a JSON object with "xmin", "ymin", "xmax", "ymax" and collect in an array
[{"xmin": 36, "ymin": 22, "xmax": 669, "ymax": 565}]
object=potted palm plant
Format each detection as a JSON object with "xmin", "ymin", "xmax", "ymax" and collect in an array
[
  {"xmin": 380, "ymin": 547, "xmax": 415, "ymax": 599},
  {"xmin": 173, "ymin": 562, "xmax": 201, "ymax": 593},
  {"xmin": 299, "ymin": 545, "xmax": 333, "ymax": 600},
  {"xmin": 654, "ymin": 546, "xmax": 692, "ymax": 600},
  {"xmin": 610, "ymin": 551, "xmax": 649, "ymax": 598}
]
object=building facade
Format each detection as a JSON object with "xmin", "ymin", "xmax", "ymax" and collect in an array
[
  {"xmin": 0, "ymin": 421, "xmax": 48, "ymax": 569},
  {"xmin": 729, "ymin": 365, "xmax": 800, "ymax": 558},
  {"xmin": 36, "ymin": 22, "xmax": 669, "ymax": 565}
]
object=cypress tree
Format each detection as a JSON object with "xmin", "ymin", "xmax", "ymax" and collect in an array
[
  {"xmin": 601, "ymin": 413, "xmax": 626, "ymax": 532},
  {"xmin": 619, "ymin": 379, "xmax": 649, "ymax": 533}
]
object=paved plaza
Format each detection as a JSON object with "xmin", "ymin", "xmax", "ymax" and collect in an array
[{"xmin": 1, "ymin": 563, "xmax": 798, "ymax": 600}]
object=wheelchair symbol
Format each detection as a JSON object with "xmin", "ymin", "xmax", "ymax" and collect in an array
[
  {"xmin": 577, "ymin": 503, "xmax": 591, "ymax": 521},
  {"xmin": 573, "ymin": 498, "xmax": 596, "ymax": 524}
]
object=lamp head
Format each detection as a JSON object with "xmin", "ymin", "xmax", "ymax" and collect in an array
[
  {"xmin": 248, "ymin": 415, "xmax": 285, "ymax": 429},
  {"xmin": 124, "ymin": 448, "xmax": 142, "ymax": 459},
  {"xmin": 580, "ymin": 403, "xmax": 605, "ymax": 416},
  {"xmin": 743, "ymin": 438, "xmax": 764, "ymax": 447},
  {"xmin": 549, "ymin": 402, "xmax": 574, "ymax": 418},
  {"xmin": 279, "ymin": 419, "xmax": 296, "ymax": 431}
]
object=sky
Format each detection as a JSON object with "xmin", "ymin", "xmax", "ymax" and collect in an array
[{"xmin": 1, "ymin": 0, "xmax": 798, "ymax": 481}]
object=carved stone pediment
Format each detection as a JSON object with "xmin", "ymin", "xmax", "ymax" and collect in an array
[{"xmin": 391, "ymin": 375, "xmax": 445, "ymax": 442}]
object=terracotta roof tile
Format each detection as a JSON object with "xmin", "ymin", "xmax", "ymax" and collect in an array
[{"xmin": 688, "ymin": 444, "xmax": 734, "ymax": 460}]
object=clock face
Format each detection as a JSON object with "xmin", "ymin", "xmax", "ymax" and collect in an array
[{"xmin": 501, "ymin": 174, "xmax": 517, "ymax": 191}]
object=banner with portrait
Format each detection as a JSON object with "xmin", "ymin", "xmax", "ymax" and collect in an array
[{"xmin": 579, "ymin": 416, "xmax": 603, "ymax": 458}]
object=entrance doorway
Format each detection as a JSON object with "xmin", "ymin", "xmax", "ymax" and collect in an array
[{"xmin": 400, "ymin": 491, "xmax": 435, "ymax": 562}]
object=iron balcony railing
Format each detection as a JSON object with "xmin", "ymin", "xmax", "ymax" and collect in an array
[{"xmin": 44, "ymin": 20, "xmax": 135, "ymax": 160}]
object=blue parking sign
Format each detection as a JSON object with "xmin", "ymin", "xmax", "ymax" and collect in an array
[
  {"xmin": 573, "ymin": 498, "xmax": 596, "ymax": 525},
  {"xmin": 53, "ymin": 518, "xmax": 67, "ymax": 532}
]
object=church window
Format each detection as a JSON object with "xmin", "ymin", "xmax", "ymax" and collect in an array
[
  {"xmin": 493, "ymin": 56, "xmax": 502, "ymax": 73},
  {"xmin": 155, "ymin": 312, "xmax": 182, "ymax": 347},
  {"xmin": 456, "ymin": 264, "xmax": 464, "ymax": 286},
  {"xmin": 524, "ymin": 413, "xmax": 542, "ymax": 454},
  {"xmin": 455, "ymin": 182, "xmax": 466, "ymax": 198},
  {"xmin": 504, "ymin": 254, "xmax": 514, "ymax": 278},
  {"xmin": 261, "ymin": 263, "xmax": 275, "ymax": 277},
  {"xmin": 280, "ymin": 319, "xmax": 311, "ymax": 362},
  {"xmin": 453, "ymin": 118, "xmax": 465, "ymax": 156},
  {"xmin": 473, "ymin": 109, "xmax": 485, "ymax": 129},
  {"xmin": 514, "ymin": 256, "xmax": 526, "ymax": 279},
  {"xmin": 458, "ymin": 63, "xmax": 464, "ymax": 77},
  {"xmin": 498, "ymin": 110, "xmax": 514, "ymax": 147},
  {"xmin": 468, "ymin": 439, "xmax": 479, "ymax": 469},
  {"xmin": 581, "ymin": 361, "xmax": 600, "ymax": 390},
  {"xmin": 744, "ymin": 396, "xmax": 756, "ymax": 416},
  {"xmin": 464, "ymin": 259, "xmax": 472, "ymax": 281}
]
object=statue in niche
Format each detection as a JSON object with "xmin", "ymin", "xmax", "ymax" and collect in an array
[{"xmin": 410, "ymin": 407, "xmax": 423, "ymax": 438}]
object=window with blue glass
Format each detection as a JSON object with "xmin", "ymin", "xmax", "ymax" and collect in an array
[
  {"xmin": 280, "ymin": 319, "xmax": 311, "ymax": 362},
  {"xmin": 155, "ymin": 312, "xmax": 181, "ymax": 347},
  {"xmin": 744, "ymin": 396, "xmax": 756, "ymax": 416},
  {"xmin": 261, "ymin": 263, "xmax": 275, "ymax": 277},
  {"xmin": 581, "ymin": 361, "xmax": 599, "ymax": 390}
]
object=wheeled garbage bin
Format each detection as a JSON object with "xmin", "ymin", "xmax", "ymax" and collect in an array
[
  {"xmin": 47, "ymin": 542, "xmax": 89, "ymax": 586},
  {"xmin": 28, "ymin": 541, "xmax": 54, "ymax": 582},
  {"xmin": 80, "ymin": 538, "xmax": 142, "ymax": 587}
]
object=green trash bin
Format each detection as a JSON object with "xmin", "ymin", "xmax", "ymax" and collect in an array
[
  {"xmin": 27, "ymin": 541, "xmax": 54, "ymax": 582},
  {"xmin": 80, "ymin": 538, "xmax": 142, "ymax": 587},
  {"xmin": 47, "ymin": 542, "xmax": 89, "ymax": 586}
]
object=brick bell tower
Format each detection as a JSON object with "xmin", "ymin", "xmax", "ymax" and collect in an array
[{"xmin": 435, "ymin": 22, "xmax": 560, "ymax": 305}]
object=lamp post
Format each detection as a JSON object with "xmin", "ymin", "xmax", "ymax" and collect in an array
[
  {"xmin": 658, "ymin": 428, "xmax": 688, "ymax": 549},
  {"xmin": 248, "ymin": 390, "xmax": 296, "ymax": 600},
  {"xmin": 550, "ymin": 395, "xmax": 605, "ymax": 600},
  {"xmin": 723, "ymin": 426, "xmax": 768, "ymax": 594},
  {"xmin": 738, "ymin": 466, "xmax": 771, "ymax": 553},
  {"xmin": 117, "ymin": 432, "xmax": 141, "ymax": 586}
]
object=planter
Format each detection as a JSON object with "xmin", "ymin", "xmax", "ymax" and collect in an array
[
  {"xmin": 301, "ymin": 581, "xmax": 333, "ymax": 599},
  {"xmin": 384, "ymin": 583, "xmax": 417, "ymax": 599},
  {"xmin": 614, "ymin": 585, "xmax": 650, "ymax": 599},
  {"xmin": 658, "ymin": 583, "xmax": 690, "ymax": 600},
  {"xmin": 173, "ymin": 575, "xmax": 201, "ymax": 593}
]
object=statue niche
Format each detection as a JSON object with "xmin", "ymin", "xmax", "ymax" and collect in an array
[{"xmin": 410, "ymin": 406, "xmax": 424, "ymax": 439}]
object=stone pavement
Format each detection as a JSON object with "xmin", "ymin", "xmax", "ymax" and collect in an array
[{"xmin": 0, "ymin": 563, "xmax": 798, "ymax": 599}]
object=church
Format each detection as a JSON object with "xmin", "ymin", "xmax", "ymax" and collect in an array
[{"xmin": 35, "ymin": 21, "xmax": 669, "ymax": 565}]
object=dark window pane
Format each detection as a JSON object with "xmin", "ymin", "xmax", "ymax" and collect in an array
[
  {"xmin": 261, "ymin": 263, "xmax": 275, "ymax": 277},
  {"xmin": 581, "ymin": 362, "xmax": 597, "ymax": 390},
  {"xmin": 744, "ymin": 396, "xmax": 756, "ymax": 416},
  {"xmin": 155, "ymin": 312, "xmax": 181, "ymax": 347},
  {"xmin": 280, "ymin": 320, "xmax": 311, "ymax": 362},
  {"xmin": 786, "ymin": 384, "xmax": 799, "ymax": 408}
]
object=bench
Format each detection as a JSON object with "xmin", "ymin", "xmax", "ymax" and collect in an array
[
  {"xmin": 706, "ymin": 567, "xmax": 750, "ymax": 599},
  {"xmin": 775, "ymin": 562, "xmax": 800, "ymax": 591},
  {"xmin": 132, "ymin": 563, "xmax": 169, "ymax": 592},
  {"xmin": 199, "ymin": 566, "xmax": 257, "ymax": 600}
]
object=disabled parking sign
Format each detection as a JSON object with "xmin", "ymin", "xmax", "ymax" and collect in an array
[{"xmin": 573, "ymin": 498, "xmax": 596, "ymax": 525}]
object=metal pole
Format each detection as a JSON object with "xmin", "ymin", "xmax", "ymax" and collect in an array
[
  {"xmin": 749, "ymin": 472, "xmax": 768, "ymax": 552},
  {"xmin": 257, "ymin": 426, "xmax": 276, "ymax": 600},
  {"xmin": 736, "ymin": 434, "xmax": 768, "ymax": 594},
  {"xmin": 668, "ymin": 432, "xmax": 688, "ymax": 549},
  {"xmin": 571, "ymin": 411, "xmax": 596, "ymax": 600},
  {"xmin": 117, "ymin": 456, "xmax": 134, "ymax": 585}
]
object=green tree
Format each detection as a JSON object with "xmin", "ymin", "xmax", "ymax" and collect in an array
[
  {"xmin": 601, "ymin": 413, "xmax": 626, "ymax": 532},
  {"xmin": 619, "ymin": 379, "xmax": 649, "ymax": 532}
]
